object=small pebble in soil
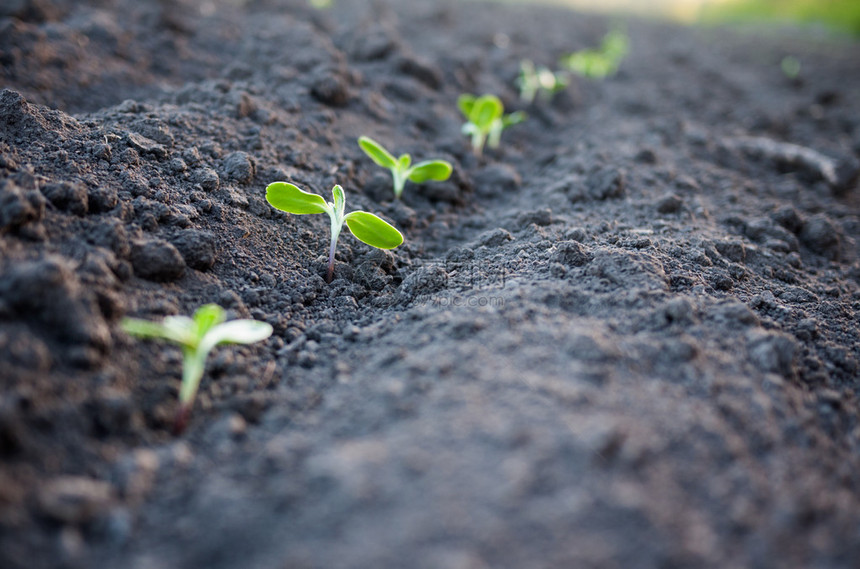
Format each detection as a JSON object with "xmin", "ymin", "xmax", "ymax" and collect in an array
[
  {"xmin": 41, "ymin": 180, "xmax": 88, "ymax": 216},
  {"xmin": 552, "ymin": 241, "xmax": 592, "ymax": 267},
  {"xmin": 126, "ymin": 132, "xmax": 166, "ymax": 159},
  {"xmin": 709, "ymin": 270, "xmax": 734, "ymax": 291},
  {"xmin": 0, "ymin": 179, "xmax": 44, "ymax": 232},
  {"xmin": 714, "ymin": 240, "xmax": 746, "ymax": 263},
  {"xmin": 747, "ymin": 330, "xmax": 798, "ymax": 377},
  {"xmin": 799, "ymin": 213, "xmax": 841, "ymax": 259},
  {"xmin": 771, "ymin": 206, "xmax": 804, "ymax": 234},
  {"xmin": 170, "ymin": 230, "xmax": 217, "ymax": 271},
  {"xmin": 129, "ymin": 238, "xmax": 186, "ymax": 281},
  {"xmin": 310, "ymin": 68, "xmax": 350, "ymax": 107},
  {"xmin": 87, "ymin": 185, "xmax": 118, "ymax": 213},
  {"xmin": 656, "ymin": 193, "xmax": 683, "ymax": 214},
  {"xmin": 582, "ymin": 167, "xmax": 625, "ymax": 201},
  {"xmin": 515, "ymin": 208, "xmax": 552, "ymax": 229},
  {"xmin": 92, "ymin": 143, "xmax": 111, "ymax": 162},
  {"xmin": 396, "ymin": 54, "xmax": 442, "ymax": 89},
  {"xmin": 221, "ymin": 151, "xmax": 256, "ymax": 185},
  {"xmin": 476, "ymin": 228, "xmax": 514, "ymax": 248},
  {"xmin": 194, "ymin": 167, "xmax": 220, "ymax": 192}
]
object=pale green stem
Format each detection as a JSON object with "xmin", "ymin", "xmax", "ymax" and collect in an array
[
  {"xmin": 392, "ymin": 168, "xmax": 407, "ymax": 200},
  {"xmin": 327, "ymin": 214, "xmax": 342, "ymax": 283},
  {"xmin": 488, "ymin": 121, "xmax": 502, "ymax": 150},
  {"xmin": 180, "ymin": 346, "xmax": 206, "ymax": 405},
  {"xmin": 472, "ymin": 131, "xmax": 486, "ymax": 157}
]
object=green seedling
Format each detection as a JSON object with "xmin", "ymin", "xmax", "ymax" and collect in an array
[
  {"xmin": 781, "ymin": 56, "xmax": 802, "ymax": 79},
  {"xmin": 357, "ymin": 136, "xmax": 452, "ymax": 200},
  {"xmin": 560, "ymin": 27, "xmax": 629, "ymax": 79},
  {"xmin": 265, "ymin": 182, "xmax": 403, "ymax": 282},
  {"xmin": 517, "ymin": 60, "xmax": 569, "ymax": 104},
  {"xmin": 122, "ymin": 304, "xmax": 273, "ymax": 434},
  {"xmin": 458, "ymin": 94, "xmax": 526, "ymax": 156}
]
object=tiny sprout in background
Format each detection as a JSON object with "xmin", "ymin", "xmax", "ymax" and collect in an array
[
  {"xmin": 309, "ymin": 0, "xmax": 333, "ymax": 8},
  {"xmin": 358, "ymin": 136, "xmax": 452, "ymax": 200},
  {"xmin": 265, "ymin": 182, "xmax": 403, "ymax": 283},
  {"xmin": 560, "ymin": 27, "xmax": 629, "ymax": 79},
  {"xmin": 458, "ymin": 94, "xmax": 526, "ymax": 157},
  {"xmin": 781, "ymin": 56, "xmax": 802, "ymax": 80},
  {"xmin": 517, "ymin": 60, "xmax": 569, "ymax": 104},
  {"xmin": 122, "ymin": 304, "xmax": 273, "ymax": 434}
]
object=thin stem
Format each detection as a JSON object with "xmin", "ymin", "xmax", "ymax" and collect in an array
[
  {"xmin": 173, "ymin": 403, "xmax": 191, "ymax": 435},
  {"xmin": 327, "ymin": 218, "xmax": 341, "ymax": 283},
  {"xmin": 327, "ymin": 233, "xmax": 336, "ymax": 283},
  {"xmin": 472, "ymin": 131, "xmax": 485, "ymax": 157},
  {"xmin": 180, "ymin": 348, "xmax": 204, "ymax": 403},
  {"xmin": 176, "ymin": 347, "xmax": 204, "ymax": 434},
  {"xmin": 392, "ymin": 168, "xmax": 406, "ymax": 200},
  {"xmin": 488, "ymin": 121, "xmax": 502, "ymax": 150}
]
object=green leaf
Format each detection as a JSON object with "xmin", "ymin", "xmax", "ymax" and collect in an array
[
  {"xmin": 461, "ymin": 122, "xmax": 479, "ymax": 136},
  {"xmin": 471, "ymin": 95, "xmax": 504, "ymax": 128},
  {"xmin": 408, "ymin": 160, "xmax": 452, "ymax": 183},
  {"xmin": 502, "ymin": 111, "xmax": 527, "ymax": 128},
  {"xmin": 331, "ymin": 184, "xmax": 345, "ymax": 214},
  {"xmin": 457, "ymin": 94, "xmax": 476, "ymax": 119},
  {"xmin": 192, "ymin": 304, "xmax": 226, "ymax": 339},
  {"xmin": 358, "ymin": 136, "xmax": 397, "ymax": 169},
  {"xmin": 122, "ymin": 318, "xmax": 173, "ymax": 340},
  {"xmin": 344, "ymin": 211, "xmax": 403, "ymax": 249},
  {"xmin": 198, "ymin": 320, "xmax": 274, "ymax": 356},
  {"xmin": 602, "ymin": 28, "xmax": 629, "ymax": 60},
  {"xmin": 122, "ymin": 316, "xmax": 195, "ymax": 346},
  {"xmin": 266, "ymin": 182, "xmax": 329, "ymax": 214},
  {"xmin": 397, "ymin": 154, "xmax": 411, "ymax": 170}
]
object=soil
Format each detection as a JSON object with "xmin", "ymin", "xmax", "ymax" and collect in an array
[{"xmin": 2, "ymin": 0, "xmax": 860, "ymax": 567}]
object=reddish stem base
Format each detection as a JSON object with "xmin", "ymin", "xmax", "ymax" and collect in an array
[{"xmin": 173, "ymin": 404, "xmax": 191, "ymax": 435}]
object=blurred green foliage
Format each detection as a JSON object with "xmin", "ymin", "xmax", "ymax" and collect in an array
[
  {"xmin": 700, "ymin": 0, "xmax": 860, "ymax": 35},
  {"xmin": 559, "ymin": 27, "xmax": 629, "ymax": 79}
]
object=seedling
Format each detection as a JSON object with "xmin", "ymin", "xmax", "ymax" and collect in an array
[
  {"xmin": 517, "ymin": 60, "xmax": 569, "ymax": 103},
  {"xmin": 781, "ymin": 56, "xmax": 802, "ymax": 79},
  {"xmin": 458, "ymin": 94, "xmax": 526, "ymax": 156},
  {"xmin": 122, "ymin": 304, "xmax": 273, "ymax": 434},
  {"xmin": 560, "ymin": 27, "xmax": 629, "ymax": 79},
  {"xmin": 357, "ymin": 136, "xmax": 452, "ymax": 200},
  {"xmin": 265, "ymin": 182, "xmax": 403, "ymax": 282}
]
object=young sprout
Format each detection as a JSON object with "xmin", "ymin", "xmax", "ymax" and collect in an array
[
  {"xmin": 781, "ymin": 56, "xmax": 802, "ymax": 80},
  {"xmin": 560, "ymin": 27, "xmax": 629, "ymax": 79},
  {"xmin": 265, "ymin": 182, "xmax": 403, "ymax": 282},
  {"xmin": 458, "ymin": 94, "xmax": 527, "ymax": 156},
  {"xmin": 122, "ymin": 304, "xmax": 273, "ymax": 434},
  {"xmin": 357, "ymin": 136, "xmax": 453, "ymax": 200},
  {"xmin": 517, "ymin": 60, "xmax": 569, "ymax": 104}
]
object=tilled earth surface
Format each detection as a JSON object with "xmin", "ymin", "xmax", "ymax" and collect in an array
[{"xmin": 2, "ymin": 0, "xmax": 860, "ymax": 567}]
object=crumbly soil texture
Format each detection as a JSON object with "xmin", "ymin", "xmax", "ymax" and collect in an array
[{"xmin": 2, "ymin": 0, "xmax": 860, "ymax": 567}]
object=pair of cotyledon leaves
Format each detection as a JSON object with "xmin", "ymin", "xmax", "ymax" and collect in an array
[
  {"xmin": 560, "ymin": 27, "xmax": 629, "ymax": 79},
  {"xmin": 265, "ymin": 181, "xmax": 403, "ymax": 250},
  {"xmin": 457, "ymin": 93, "xmax": 526, "ymax": 155},
  {"xmin": 358, "ymin": 136, "xmax": 452, "ymax": 199},
  {"xmin": 517, "ymin": 59, "xmax": 569, "ymax": 103},
  {"xmin": 122, "ymin": 304, "xmax": 272, "ymax": 431}
]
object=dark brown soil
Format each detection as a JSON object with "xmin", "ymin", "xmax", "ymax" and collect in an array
[{"xmin": 2, "ymin": 1, "xmax": 860, "ymax": 567}]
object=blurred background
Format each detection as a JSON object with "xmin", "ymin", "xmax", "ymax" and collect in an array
[{"xmin": 488, "ymin": 0, "xmax": 860, "ymax": 35}]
